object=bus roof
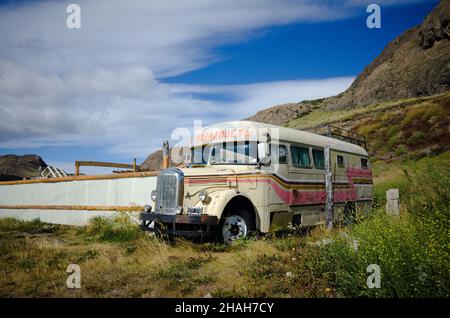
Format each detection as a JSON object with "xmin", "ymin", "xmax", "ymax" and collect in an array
[{"xmin": 195, "ymin": 120, "xmax": 369, "ymax": 157}]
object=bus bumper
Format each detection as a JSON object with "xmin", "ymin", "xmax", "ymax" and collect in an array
[{"xmin": 140, "ymin": 212, "xmax": 218, "ymax": 237}]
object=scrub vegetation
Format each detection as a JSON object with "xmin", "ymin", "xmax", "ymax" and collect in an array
[
  {"xmin": 286, "ymin": 92, "xmax": 450, "ymax": 162},
  {"xmin": 0, "ymin": 152, "xmax": 448, "ymax": 298}
]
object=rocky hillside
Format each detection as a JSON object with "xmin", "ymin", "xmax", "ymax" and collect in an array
[
  {"xmin": 288, "ymin": 92, "xmax": 450, "ymax": 161},
  {"xmin": 140, "ymin": 147, "xmax": 186, "ymax": 171},
  {"xmin": 247, "ymin": 0, "xmax": 450, "ymax": 124},
  {"xmin": 0, "ymin": 154, "xmax": 47, "ymax": 181}
]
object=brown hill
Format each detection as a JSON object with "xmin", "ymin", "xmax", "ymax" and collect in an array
[
  {"xmin": 0, "ymin": 154, "xmax": 47, "ymax": 181},
  {"xmin": 247, "ymin": 0, "xmax": 450, "ymax": 125},
  {"xmin": 139, "ymin": 147, "xmax": 187, "ymax": 171}
]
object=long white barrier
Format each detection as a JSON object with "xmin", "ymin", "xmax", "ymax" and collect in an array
[{"xmin": 0, "ymin": 172, "xmax": 158, "ymax": 226}]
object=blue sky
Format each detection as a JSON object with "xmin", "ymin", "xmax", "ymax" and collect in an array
[
  {"xmin": 0, "ymin": 0, "xmax": 438, "ymax": 174},
  {"xmin": 168, "ymin": 1, "xmax": 437, "ymax": 85}
]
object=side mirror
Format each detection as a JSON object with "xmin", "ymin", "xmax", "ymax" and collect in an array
[{"xmin": 257, "ymin": 143, "xmax": 271, "ymax": 166}]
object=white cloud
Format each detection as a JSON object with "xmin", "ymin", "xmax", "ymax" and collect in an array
[
  {"xmin": 0, "ymin": 58, "xmax": 353, "ymax": 157},
  {"xmin": 169, "ymin": 77, "xmax": 355, "ymax": 119},
  {"xmin": 0, "ymin": 0, "xmax": 353, "ymax": 78}
]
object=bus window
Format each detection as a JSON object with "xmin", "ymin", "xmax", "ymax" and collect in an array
[
  {"xmin": 312, "ymin": 149, "xmax": 325, "ymax": 170},
  {"xmin": 361, "ymin": 158, "xmax": 369, "ymax": 169},
  {"xmin": 271, "ymin": 144, "xmax": 287, "ymax": 164},
  {"xmin": 291, "ymin": 145, "xmax": 311, "ymax": 168},
  {"xmin": 337, "ymin": 155, "xmax": 345, "ymax": 168}
]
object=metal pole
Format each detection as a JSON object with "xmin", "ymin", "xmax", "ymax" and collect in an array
[
  {"xmin": 162, "ymin": 140, "xmax": 169, "ymax": 169},
  {"xmin": 324, "ymin": 145, "xmax": 334, "ymax": 230}
]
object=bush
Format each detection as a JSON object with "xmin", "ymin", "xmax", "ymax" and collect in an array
[
  {"xmin": 317, "ymin": 165, "xmax": 450, "ymax": 297},
  {"xmin": 0, "ymin": 218, "xmax": 62, "ymax": 234},
  {"xmin": 386, "ymin": 124, "xmax": 401, "ymax": 139},
  {"xmin": 81, "ymin": 213, "xmax": 144, "ymax": 242},
  {"xmin": 395, "ymin": 144, "xmax": 408, "ymax": 157},
  {"xmin": 407, "ymin": 131, "xmax": 425, "ymax": 146}
]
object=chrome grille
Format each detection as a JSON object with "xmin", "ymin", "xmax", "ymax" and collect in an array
[{"xmin": 155, "ymin": 168, "xmax": 184, "ymax": 214}]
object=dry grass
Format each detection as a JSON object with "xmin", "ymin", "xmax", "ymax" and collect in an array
[{"xmin": 0, "ymin": 217, "xmax": 326, "ymax": 298}]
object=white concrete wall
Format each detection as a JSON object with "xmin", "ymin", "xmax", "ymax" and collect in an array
[{"xmin": 0, "ymin": 176, "xmax": 157, "ymax": 226}]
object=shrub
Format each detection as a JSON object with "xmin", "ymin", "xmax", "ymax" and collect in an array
[
  {"xmin": 422, "ymin": 103, "xmax": 449, "ymax": 121},
  {"xmin": 407, "ymin": 131, "xmax": 425, "ymax": 146},
  {"xmin": 81, "ymin": 213, "xmax": 144, "ymax": 242},
  {"xmin": 387, "ymin": 134, "xmax": 401, "ymax": 148},
  {"xmin": 386, "ymin": 124, "xmax": 401, "ymax": 139},
  {"xmin": 402, "ymin": 107, "xmax": 425, "ymax": 126},
  {"xmin": 0, "ymin": 218, "xmax": 62, "ymax": 234},
  {"xmin": 358, "ymin": 123, "xmax": 380, "ymax": 136},
  {"xmin": 395, "ymin": 144, "xmax": 408, "ymax": 157},
  {"xmin": 317, "ymin": 165, "xmax": 450, "ymax": 297}
]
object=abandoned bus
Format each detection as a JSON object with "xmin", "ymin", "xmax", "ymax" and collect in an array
[{"xmin": 141, "ymin": 121, "xmax": 372, "ymax": 242}]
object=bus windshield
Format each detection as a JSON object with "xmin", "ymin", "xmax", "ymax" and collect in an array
[{"xmin": 191, "ymin": 141, "xmax": 258, "ymax": 165}]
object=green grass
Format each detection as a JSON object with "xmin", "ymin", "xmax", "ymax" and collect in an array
[{"xmin": 78, "ymin": 213, "xmax": 145, "ymax": 242}]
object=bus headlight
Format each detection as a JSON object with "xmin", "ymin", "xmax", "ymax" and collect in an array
[
  {"xmin": 151, "ymin": 190, "xmax": 157, "ymax": 202},
  {"xmin": 198, "ymin": 190, "xmax": 208, "ymax": 202}
]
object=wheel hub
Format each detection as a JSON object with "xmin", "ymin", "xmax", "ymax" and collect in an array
[{"xmin": 222, "ymin": 215, "xmax": 248, "ymax": 242}]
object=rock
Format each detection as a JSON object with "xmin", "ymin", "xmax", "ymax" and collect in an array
[
  {"xmin": 0, "ymin": 154, "xmax": 47, "ymax": 181},
  {"xmin": 285, "ymin": 271, "xmax": 295, "ymax": 278},
  {"xmin": 246, "ymin": 102, "xmax": 312, "ymax": 126},
  {"xmin": 139, "ymin": 147, "xmax": 187, "ymax": 171},
  {"xmin": 311, "ymin": 238, "xmax": 334, "ymax": 246},
  {"xmin": 419, "ymin": 0, "xmax": 450, "ymax": 49}
]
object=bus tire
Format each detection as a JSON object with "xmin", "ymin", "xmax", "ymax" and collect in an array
[{"xmin": 219, "ymin": 209, "xmax": 255, "ymax": 243}]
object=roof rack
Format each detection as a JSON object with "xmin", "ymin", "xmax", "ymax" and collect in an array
[{"xmin": 313, "ymin": 124, "xmax": 367, "ymax": 149}]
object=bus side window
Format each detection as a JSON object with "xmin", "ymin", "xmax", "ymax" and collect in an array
[
  {"xmin": 271, "ymin": 144, "xmax": 287, "ymax": 164},
  {"xmin": 361, "ymin": 158, "xmax": 369, "ymax": 169},
  {"xmin": 312, "ymin": 149, "xmax": 325, "ymax": 170},
  {"xmin": 337, "ymin": 155, "xmax": 345, "ymax": 168},
  {"xmin": 279, "ymin": 145, "xmax": 287, "ymax": 164},
  {"xmin": 291, "ymin": 145, "xmax": 311, "ymax": 168}
]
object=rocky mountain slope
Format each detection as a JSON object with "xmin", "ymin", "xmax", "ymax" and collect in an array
[
  {"xmin": 247, "ymin": 0, "xmax": 450, "ymax": 125},
  {"xmin": 140, "ymin": 147, "xmax": 186, "ymax": 171},
  {"xmin": 140, "ymin": 149, "xmax": 174, "ymax": 171},
  {"xmin": 288, "ymin": 92, "xmax": 450, "ymax": 161},
  {"xmin": 0, "ymin": 154, "xmax": 47, "ymax": 181}
]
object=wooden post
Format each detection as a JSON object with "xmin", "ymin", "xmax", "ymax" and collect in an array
[
  {"xmin": 326, "ymin": 125, "xmax": 332, "ymax": 138},
  {"xmin": 386, "ymin": 189, "xmax": 400, "ymax": 216},
  {"xmin": 324, "ymin": 145, "xmax": 334, "ymax": 230},
  {"xmin": 75, "ymin": 161, "xmax": 80, "ymax": 176},
  {"xmin": 162, "ymin": 140, "xmax": 169, "ymax": 169}
]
